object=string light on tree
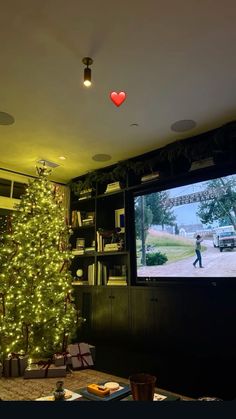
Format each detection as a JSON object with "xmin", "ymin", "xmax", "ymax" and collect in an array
[{"xmin": 0, "ymin": 166, "xmax": 83, "ymax": 359}]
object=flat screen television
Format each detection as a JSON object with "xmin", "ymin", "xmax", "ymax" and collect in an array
[{"xmin": 134, "ymin": 172, "xmax": 236, "ymax": 280}]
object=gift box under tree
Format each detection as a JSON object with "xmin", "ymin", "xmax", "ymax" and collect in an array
[
  {"xmin": 24, "ymin": 360, "xmax": 67, "ymax": 379},
  {"xmin": 53, "ymin": 352, "xmax": 72, "ymax": 367},
  {"xmin": 67, "ymin": 342, "xmax": 94, "ymax": 370},
  {"xmin": 3, "ymin": 353, "xmax": 29, "ymax": 377},
  {"xmin": 88, "ymin": 344, "xmax": 96, "ymax": 363}
]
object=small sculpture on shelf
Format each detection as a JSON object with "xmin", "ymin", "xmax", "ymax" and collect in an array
[
  {"xmin": 53, "ymin": 380, "xmax": 65, "ymax": 401},
  {"xmin": 76, "ymin": 269, "xmax": 84, "ymax": 281}
]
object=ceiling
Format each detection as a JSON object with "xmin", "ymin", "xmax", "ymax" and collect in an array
[{"xmin": 1, "ymin": 0, "xmax": 236, "ymax": 184}]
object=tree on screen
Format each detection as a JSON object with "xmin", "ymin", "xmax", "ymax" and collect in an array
[{"xmin": 196, "ymin": 176, "xmax": 236, "ymax": 229}]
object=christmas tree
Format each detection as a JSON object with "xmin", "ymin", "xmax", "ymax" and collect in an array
[{"xmin": 0, "ymin": 167, "xmax": 79, "ymax": 359}]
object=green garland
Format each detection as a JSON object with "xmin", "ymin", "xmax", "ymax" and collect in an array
[
  {"xmin": 70, "ymin": 121, "xmax": 236, "ymax": 196},
  {"xmin": 69, "ymin": 159, "xmax": 152, "ymax": 196}
]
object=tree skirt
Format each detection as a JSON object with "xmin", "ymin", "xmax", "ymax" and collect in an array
[{"xmin": 0, "ymin": 369, "xmax": 127, "ymax": 401}]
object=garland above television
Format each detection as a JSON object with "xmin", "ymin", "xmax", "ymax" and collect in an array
[{"xmin": 70, "ymin": 121, "xmax": 236, "ymax": 196}]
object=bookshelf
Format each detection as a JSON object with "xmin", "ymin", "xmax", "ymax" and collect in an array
[{"xmin": 70, "ymin": 184, "xmax": 130, "ymax": 287}]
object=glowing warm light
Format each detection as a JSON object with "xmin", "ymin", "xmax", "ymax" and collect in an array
[
  {"xmin": 83, "ymin": 79, "xmax": 91, "ymax": 87},
  {"xmin": 0, "ymin": 166, "xmax": 82, "ymax": 359}
]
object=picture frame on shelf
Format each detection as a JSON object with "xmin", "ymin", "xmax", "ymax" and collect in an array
[
  {"xmin": 115, "ymin": 208, "xmax": 125, "ymax": 233},
  {"xmin": 76, "ymin": 238, "xmax": 85, "ymax": 249}
]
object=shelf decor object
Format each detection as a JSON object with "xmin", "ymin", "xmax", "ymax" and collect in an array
[{"xmin": 115, "ymin": 208, "xmax": 125, "ymax": 233}]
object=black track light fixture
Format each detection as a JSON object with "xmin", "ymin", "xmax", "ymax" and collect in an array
[{"xmin": 82, "ymin": 57, "xmax": 93, "ymax": 87}]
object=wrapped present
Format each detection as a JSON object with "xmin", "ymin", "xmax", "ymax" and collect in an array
[
  {"xmin": 3, "ymin": 352, "xmax": 29, "ymax": 377},
  {"xmin": 24, "ymin": 360, "xmax": 66, "ymax": 379},
  {"xmin": 53, "ymin": 352, "xmax": 72, "ymax": 367},
  {"xmin": 88, "ymin": 344, "xmax": 96, "ymax": 363},
  {"xmin": 67, "ymin": 342, "xmax": 94, "ymax": 370}
]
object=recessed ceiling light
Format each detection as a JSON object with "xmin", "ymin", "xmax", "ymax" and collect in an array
[
  {"xmin": 0, "ymin": 111, "xmax": 15, "ymax": 125},
  {"xmin": 92, "ymin": 154, "xmax": 112, "ymax": 162},
  {"xmin": 130, "ymin": 123, "xmax": 139, "ymax": 127},
  {"xmin": 171, "ymin": 119, "xmax": 196, "ymax": 133},
  {"xmin": 58, "ymin": 156, "xmax": 66, "ymax": 160}
]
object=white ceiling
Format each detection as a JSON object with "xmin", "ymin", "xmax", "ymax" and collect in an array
[{"xmin": 1, "ymin": 0, "xmax": 236, "ymax": 183}]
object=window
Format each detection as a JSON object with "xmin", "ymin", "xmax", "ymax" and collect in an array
[
  {"xmin": 0, "ymin": 178, "xmax": 11, "ymax": 197},
  {"xmin": 12, "ymin": 182, "xmax": 27, "ymax": 199}
]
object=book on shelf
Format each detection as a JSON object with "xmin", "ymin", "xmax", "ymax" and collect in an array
[
  {"xmin": 76, "ymin": 237, "xmax": 85, "ymax": 249},
  {"xmin": 84, "ymin": 246, "xmax": 95, "ymax": 253},
  {"xmin": 78, "ymin": 188, "xmax": 93, "ymax": 200},
  {"xmin": 103, "ymin": 264, "xmax": 108, "ymax": 285},
  {"xmin": 141, "ymin": 172, "xmax": 160, "ymax": 183},
  {"xmin": 97, "ymin": 230, "xmax": 124, "ymax": 252},
  {"xmin": 72, "ymin": 249, "xmax": 85, "ymax": 255},
  {"xmin": 88, "ymin": 263, "xmax": 96, "ymax": 285},
  {"xmin": 107, "ymin": 275, "xmax": 127, "ymax": 286},
  {"xmin": 104, "ymin": 243, "xmax": 121, "ymax": 252},
  {"xmin": 96, "ymin": 261, "xmax": 108, "ymax": 286},
  {"xmin": 71, "ymin": 210, "xmax": 79, "ymax": 228},
  {"xmin": 107, "ymin": 280, "xmax": 127, "ymax": 286},
  {"xmin": 97, "ymin": 261, "xmax": 102, "ymax": 286},
  {"xmin": 76, "ymin": 211, "xmax": 95, "ymax": 227},
  {"xmin": 72, "ymin": 280, "xmax": 89, "ymax": 286},
  {"xmin": 105, "ymin": 181, "xmax": 121, "ymax": 194}
]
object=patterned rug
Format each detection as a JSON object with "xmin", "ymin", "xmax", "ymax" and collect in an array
[{"xmin": 0, "ymin": 369, "xmax": 128, "ymax": 401}]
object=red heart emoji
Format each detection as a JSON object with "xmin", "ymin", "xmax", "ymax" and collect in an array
[{"xmin": 110, "ymin": 91, "xmax": 126, "ymax": 107}]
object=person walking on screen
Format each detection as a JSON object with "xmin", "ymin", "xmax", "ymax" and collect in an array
[{"xmin": 193, "ymin": 234, "xmax": 204, "ymax": 268}]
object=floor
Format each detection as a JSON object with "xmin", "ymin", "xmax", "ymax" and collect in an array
[{"xmin": 94, "ymin": 343, "xmax": 236, "ymax": 400}]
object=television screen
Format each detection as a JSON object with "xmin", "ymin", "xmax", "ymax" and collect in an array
[{"xmin": 134, "ymin": 173, "xmax": 236, "ymax": 279}]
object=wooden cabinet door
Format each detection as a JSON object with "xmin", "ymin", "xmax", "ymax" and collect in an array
[
  {"xmin": 110, "ymin": 287, "xmax": 130, "ymax": 340},
  {"xmin": 73, "ymin": 286, "xmax": 94, "ymax": 341},
  {"xmin": 130, "ymin": 288, "xmax": 160, "ymax": 345},
  {"xmin": 92, "ymin": 287, "xmax": 111, "ymax": 338},
  {"xmin": 92, "ymin": 287, "xmax": 130, "ymax": 342}
]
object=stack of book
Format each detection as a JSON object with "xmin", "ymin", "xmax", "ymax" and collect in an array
[
  {"xmin": 105, "ymin": 181, "xmax": 121, "ymax": 194},
  {"xmin": 104, "ymin": 242, "xmax": 122, "ymax": 252},
  {"xmin": 141, "ymin": 172, "xmax": 160, "ymax": 183},
  {"xmin": 97, "ymin": 230, "xmax": 123, "ymax": 252},
  {"xmin": 107, "ymin": 264, "xmax": 127, "ymax": 285},
  {"xmin": 84, "ymin": 245, "xmax": 95, "ymax": 254},
  {"xmin": 71, "ymin": 238, "xmax": 85, "ymax": 255},
  {"xmin": 78, "ymin": 188, "xmax": 93, "ymax": 200},
  {"xmin": 107, "ymin": 276, "xmax": 127, "ymax": 286},
  {"xmin": 71, "ymin": 248, "xmax": 84, "ymax": 256},
  {"xmin": 77, "ymin": 211, "xmax": 95, "ymax": 227}
]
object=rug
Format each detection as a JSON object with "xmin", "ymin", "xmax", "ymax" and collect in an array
[{"xmin": 0, "ymin": 369, "xmax": 127, "ymax": 401}]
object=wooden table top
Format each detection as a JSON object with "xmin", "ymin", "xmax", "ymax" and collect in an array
[{"xmin": 0, "ymin": 368, "xmax": 194, "ymax": 401}]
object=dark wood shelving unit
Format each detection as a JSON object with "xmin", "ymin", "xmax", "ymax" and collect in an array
[{"xmin": 69, "ymin": 124, "xmax": 236, "ymax": 400}]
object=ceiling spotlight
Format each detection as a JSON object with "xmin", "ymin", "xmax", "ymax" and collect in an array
[
  {"xmin": 58, "ymin": 156, "xmax": 66, "ymax": 160},
  {"xmin": 92, "ymin": 154, "xmax": 112, "ymax": 162},
  {"xmin": 82, "ymin": 57, "xmax": 93, "ymax": 87},
  {"xmin": 171, "ymin": 119, "xmax": 196, "ymax": 133}
]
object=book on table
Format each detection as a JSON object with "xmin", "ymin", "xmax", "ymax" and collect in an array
[{"xmin": 77, "ymin": 382, "xmax": 131, "ymax": 401}]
